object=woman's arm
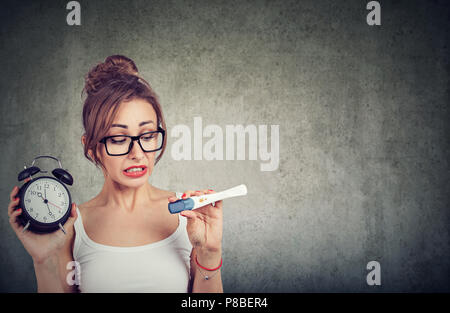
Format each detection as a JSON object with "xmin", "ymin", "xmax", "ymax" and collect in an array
[
  {"xmin": 58, "ymin": 221, "xmax": 79, "ymax": 293},
  {"xmin": 34, "ymin": 219, "xmax": 78, "ymax": 293},
  {"xmin": 34, "ymin": 255, "xmax": 64, "ymax": 293},
  {"xmin": 169, "ymin": 189, "xmax": 224, "ymax": 293},
  {"xmin": 8, "ymin": 179, "xmax": 79, "ymax": 293},
  {"xmin": 190, "ymin": 247, "xmax": 223, "ymax": 293}
]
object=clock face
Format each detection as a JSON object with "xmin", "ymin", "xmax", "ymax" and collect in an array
[{"xmin": 23, "ymin": 177, "xmax": 70, "ymax": 224}]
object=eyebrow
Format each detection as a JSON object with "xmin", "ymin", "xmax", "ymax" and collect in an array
[{"xmin": 111, "ymin": 120, "xmax": 155, "ymax": 129}]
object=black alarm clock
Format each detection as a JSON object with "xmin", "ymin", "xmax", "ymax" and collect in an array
[{"xmin": 15, "ymin": 155, "xmax": 74, "ymax": 234}]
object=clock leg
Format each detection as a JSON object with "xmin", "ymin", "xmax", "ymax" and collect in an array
[
  {"xmin": 22, "ymin": 221, "xmax": 30, "ymax": 233},
  {"xmin": 59, "ymin": 223, "xmax": 66, "ymax": 235}
]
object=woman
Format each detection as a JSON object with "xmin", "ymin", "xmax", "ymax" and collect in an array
[{"xmin": 7, "ymin": 55, "xmax": 223, "ymax": 293}]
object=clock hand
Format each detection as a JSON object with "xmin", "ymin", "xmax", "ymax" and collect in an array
[
  {"xmin": 43, "ymin": 189, "xmax": 52, "ymax": 214},
  {"xmin": 39, "ymin": 189, "xmax": 54, "ymax": 216},
  {"xmin": 37, "ymin": 192, "xmax": 44, "ymax": 201},
  {"xmin": 46, "ymin": 202, "xmax": 52, "ymax": 215},
  {"xmin": 47, "ymin": 199, "xmax": 63, "ymax": 211}
]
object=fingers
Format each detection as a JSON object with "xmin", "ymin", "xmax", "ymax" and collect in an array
[
  {"xmin": 167, "ymin": 190, "xmax": 198, "ymax": 202},
  {"xmin": 8, "ymin": 196, "xmax": 20, "ymax": 217},
  {"xmin": 9, "ymin": 208, "xmax": 24, "ymax": 235},
  {"xmin": 168, "ymin": 188, "xmax": 217, "ymax": 203},
  {"xmin": 69, "ymin": 203, "xmax": 78, "ymax": 220},
  {"xmin": 214, "ymin": 200, "xmax": 223, "ymax": 210},
  {"xmin": 194, "ymin": 189, "xmax": 215, "ymax": 195},
  {"xmin": 50, "ymin": 203, "xmax": 77, "ymax": 237},
  {"xmin": 9, "ymin": 207, "xmax": 22, "ymax": 224},
  {"xmin": 182, "ymin": 190, "xmax": 195, "ymax": 199},
  {"xmin": 9, "ymin": 185, "xmax": 19, "ymax": 202},
  {"xmin": 63, "ymin": 203, "xmax": 78, "ymax": 229},
  {"xmin": 182, "ymin": 189, "xmax": 215, "ymax": 198},
  {"xmin": 8, "ymin": 178, "xmax": 31, "ymax": 216},
  {"xmin": 180, "ymin": 209, "xmax": 196, "ymax": 219},
  {"xmin": 9, "ymin": 185, "xmax": 20, "ymax": 216},
  {"xmin": 71, "ymin": 203, "xmax": 78, "ymax": 217}
]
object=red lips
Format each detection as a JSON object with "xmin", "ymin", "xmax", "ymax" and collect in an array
[
  {"xmin": 124, "ymin": 165, "xmax": 147, "ymax": 171},
  {"xmin": 123, "ymin": 165, "xmax": 148, "ymax": 178}
]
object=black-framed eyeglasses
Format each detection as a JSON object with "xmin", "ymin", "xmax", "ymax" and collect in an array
[{"xmin": 99, "ymin": 126, "xmax": 165, "ymax": 156}]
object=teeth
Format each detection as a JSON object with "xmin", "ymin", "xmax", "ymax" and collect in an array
[{"xmin": 125, "ymin": 167, "xmax": 144, "ymax": 173}]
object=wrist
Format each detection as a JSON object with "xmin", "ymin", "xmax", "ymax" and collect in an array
[
  {"xmin": 32, "ymin": 254, "xmax": 59, "ymax": 267},
  {"xmin": 196, "ymin": 248, "xmax": 222, "ymax": 270},
  {"xmin": 197, "ymin": 243, "xmax": 222, "ymax": 255}
]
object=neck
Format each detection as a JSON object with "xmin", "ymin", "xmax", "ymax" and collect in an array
[{"xmin": 97, "ymin": 177, "xmax": 154, "ymax": 213}]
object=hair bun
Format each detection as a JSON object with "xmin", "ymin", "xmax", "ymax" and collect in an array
[{"xmin": 84, "ymin": 55, "xmax": 139, "ymax": 95}]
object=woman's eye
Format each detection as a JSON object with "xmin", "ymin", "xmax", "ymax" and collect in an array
[
  {"xmin": 110, "ymin": 138, "xmax": 127, "ymax": 144},
  {"xmin": 141, "ymin": 134, "xmax": 155, "ymax": 141}
]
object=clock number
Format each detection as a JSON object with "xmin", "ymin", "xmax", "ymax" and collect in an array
[
  {"xmin": 31, "ymin": 191, "xmax": 36, "ymax": 195},
  {"xmin": 44, "ymin": 184, "xmax": 49, "ymax": 189},
  {"xmin": 37, "ymin": 185, "xmax": 42, "ymax": 191},
  {"xmin": 58, "ymin": 192, "xmax": 61, "ymax": 197},
  {"xmin": 43, "ymin": 216, "xmax": 47, "ymax": 221},
  {"xmin": 29, "ymin": 207, "xmax": 33, "ymax": 212}
]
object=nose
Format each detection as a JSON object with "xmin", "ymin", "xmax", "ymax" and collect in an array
[{"xmin": 128, "ymin": 139, "xmax": 145, "ymax": 160}]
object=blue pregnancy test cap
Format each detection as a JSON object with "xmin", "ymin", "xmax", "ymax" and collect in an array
[{"xmin": 168, "ymin": 198, "xmax": 195, "ymax": 214}]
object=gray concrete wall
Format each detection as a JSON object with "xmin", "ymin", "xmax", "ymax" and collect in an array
[{"xmin": 0, "ymin": 0, "xmax": 449, "ymax": 292}]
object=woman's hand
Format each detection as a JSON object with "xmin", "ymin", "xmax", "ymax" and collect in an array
[
  {"xmin": 8, "ymin": 177, "xmax": 78, "ymax": 264},
  {"xmin": 168, "ymin": 189, "xmax": 223, "ymax": 265}
]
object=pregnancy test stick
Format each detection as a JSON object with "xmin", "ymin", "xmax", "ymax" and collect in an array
[{"xmin": 168, "ymin": 184, "xmax": 247, "ymax": 214}]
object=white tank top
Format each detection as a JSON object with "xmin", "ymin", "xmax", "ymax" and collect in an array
[{"xmin": 72, "ymin": 192, "xmax": 193, "ymax": 293}]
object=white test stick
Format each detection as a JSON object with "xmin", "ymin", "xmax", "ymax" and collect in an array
[{"xmin": 168, "ymin": 184, "xmax": 248, "ymax": 214}]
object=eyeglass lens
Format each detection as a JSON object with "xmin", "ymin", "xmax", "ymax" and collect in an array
[{"xmin": 105, "ymin": 132, "xmax": 163, "ymax": 155}]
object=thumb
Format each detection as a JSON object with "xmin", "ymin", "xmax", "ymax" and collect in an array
[
  {"xmin": 180, "ymin": 210, "xmax": 196, "ymax": 219},
  {"xmin": 64, "ymin": 203, "xmax": 78, "ymax": 228}
]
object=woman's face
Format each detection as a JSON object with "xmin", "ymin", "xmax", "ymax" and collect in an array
[{"xmin": 98, "ymin": 98, "xmax": 160, "ymax": 188}]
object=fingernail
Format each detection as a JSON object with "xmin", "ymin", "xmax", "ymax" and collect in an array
[
  {"xmin": 17, "ymin": 208, "xmax": 22, "ymax": 213},
  {"xmin": 208, "ymin": 189, "xmax": 214, "ymax": 191},
  {"xmin": 182, "ymin": 193, "xmax": 186, "ymax": 198}
]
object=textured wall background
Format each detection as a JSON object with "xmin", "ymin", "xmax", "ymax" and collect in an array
[{"xmin": 0, "ymin": 0, "xmax": 449, "ymax": 292}]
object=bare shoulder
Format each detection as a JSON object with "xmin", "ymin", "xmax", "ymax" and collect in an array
[
  {"xmin": 76, "ymin": 198, "xmax": 99, "ymax": 219},
  {"xmin": 149, "ymin": 185, "xmax": 177, "ymax": 200},
  {"xmin": 76, "ymin": 201, "xmax": 89, "ymax": 215}
]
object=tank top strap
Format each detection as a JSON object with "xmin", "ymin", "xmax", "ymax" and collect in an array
[{"xmin": 73, "ymin": 206, "xmax": 84, "ymax": 259}]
